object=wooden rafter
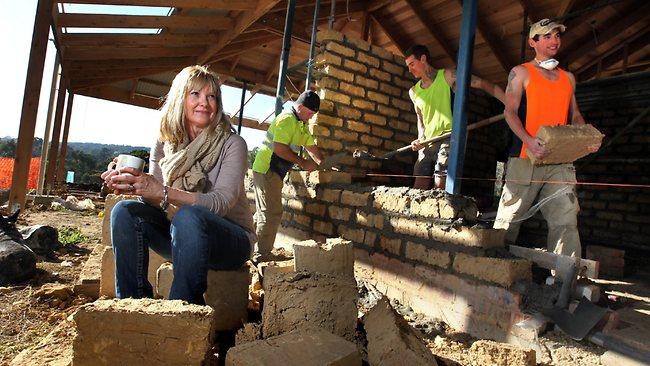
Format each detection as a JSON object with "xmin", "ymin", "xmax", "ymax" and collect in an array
[
  {"xmin": 562, "ymin": 3, "xmax": 650, "ymax": 68},
  {"xmin": 60, "ymin": 33, "xmax": 212, "ymax": 47},
  {"xmin": 65, "ymin": 46, "xmax": 203, "ymax": 61},
  {"xmin": 403, "ymin": 0, "xmax": 456, "ymax": 64},
  {"xmin": 67, "ymin": 57, "xmax": 193, "ymax": 71},
  {"xmin": 209, "ymin": 34, "xmax": 280, "ymax": 63},
  {"xmin": 467, "ymin": 0, "xmax": 513, "ymax": 73},
  {"xmin": 72, "ymin": 66, "xmax": 177, "ymax": 80},
  {"xmin": 56, "ymin": 13, "xmax": 233, "ymax": 30},
  {"xmin": 78, "ymin": 85, "xmax": 162, "ymax": 109},
  {"xmin": 576, "ymin": 26, "xmax": 650, "ymax": 78},
  {"xmin": 370, "ymin": 13, "xmax": 408, "ymax": 55},
  {"xmin": 54, "ymin": 0, "xmax": 255, "ymax": 9},
  {"xmin": 556, "ymin": 0, "xmax": 576, "ymax": 18},
  {"xmin": 198, "ymin": 0, "xmax": 281, "ymax": 64},
  {"xmin": 129, "ymin": 79, "xmax": 138, "ymax": 99}
]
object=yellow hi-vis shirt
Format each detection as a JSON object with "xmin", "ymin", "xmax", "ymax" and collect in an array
[
  {"xmin": 411, "ymin": 69, "xmax": 453, "ymax": 139},
  {"xmin": 252, "ymin": 109, "xmax": 315, "ymax": 174}
]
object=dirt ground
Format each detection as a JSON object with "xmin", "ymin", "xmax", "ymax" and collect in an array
[
  {"xmin": 0, "ymin": 206, "xmax": 102, "ymax": 365},
  {"xmin": 2, "ymin": 205, "xmax": 648, "ymax": 365}
]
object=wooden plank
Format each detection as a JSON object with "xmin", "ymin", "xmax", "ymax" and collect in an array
[
  {"xmin": 403, "ymin": 0, "xmax": 456, "ymax": 64},
  {"xmin": 54, "ymin": 0, "xmax": 255, "ymax": 10},
  {"xmin": 56, "ymin": 13, "xmax": 233, "ymax": 30},
  {"xmin": 45, "ymin": 75, "xmax": 68, "ymax": 190},
  {"xmin": 225, "ymin": 113, "xmax": 270, "ymax": 131},
  {"xmin": 210, "ymin": 34, "xmax": 281, "ymax": 62},
  {"xmin": 472, "ymin": 0, "xmax": 515, "ymax": 73},
  {"xmin": 67, "ymin": 56, "xmax": 193, "ymax": 70},
  {"xmin": 77, "ymin": 85, "xmax": 163, "ymax": 109},
  {"xmin": 556, "ymin": 0, "xmax": 576, "ymax": 18},
  {"xmin": 65, "ymin": 46, "xmax": 203, "ymax": 60},
  {"xmin": 509, "ymin": 245, "xmax": 599, "ymax": 278},
  {"xmin": 10, "ymin": 0, "xmax": 54, "ymax": 210},
  {"xmin": 198, "ymin": 0, "xmax": 282, "ymax": 63},
  {"xmin": 71, "ymin": 66, "xmax": 179, "ymax": 80},
  {"xmin": 60, "ymin": 33, "xmax": 213, "ymax": 47},
  {"xmin": 56, "ymin": 93, "xmax": 74, "ymax": 183}
]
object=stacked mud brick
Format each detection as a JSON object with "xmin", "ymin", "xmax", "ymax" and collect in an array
[
  {"xmin": 267, "ymin": 170, "xmax": 533, "ymax": 342},
  {"xmin": 312, "ymin": 30, "xmax": 418, "ymax": 177},
  {"xmin": 312, "ymin": 30, "xmax": 504, "ymax": 203},
  {"xmin": 98, "ymin": 194, "xmax": 251, "ymax": 331}
]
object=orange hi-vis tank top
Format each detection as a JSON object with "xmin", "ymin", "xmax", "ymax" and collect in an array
[{"xmin": 518, "ymin": 62, "xmax": 573, "ymax": 158}]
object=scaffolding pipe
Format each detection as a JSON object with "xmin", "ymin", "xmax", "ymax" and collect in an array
[
  {"xmin": 37, "ymin": 53, "xmax": 60, "ymax": 195},
  {"xmin": 445, "ymin": 0, "xmax": 478, "ymax": 194},
  {"xmin": 305, "ymin": 0, "xmax": 321, "ymax": 90},
  {"xmin": 237, "ymin": 81, "xmax": 247, "ymax": 135},
  {"xmin": 275, "ymin": 0, "xmax": 296, "ymax": 115},
  {"xmin": 328, "ymin": 0, "xmax": 336, "ymax": 29}
]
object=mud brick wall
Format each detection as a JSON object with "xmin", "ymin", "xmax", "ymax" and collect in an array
[
  {"xmin": 312, "ymin": 30, "xmax": 504, "ymax": 206},
  {"xmin": 517, "ymin": 72, "xmax": 650, "ymax": 259},
  {"xmin": 246, "ymin": 170, "xmax": 534, "ymax": 341}
]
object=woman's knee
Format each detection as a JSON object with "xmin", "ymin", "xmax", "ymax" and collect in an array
[{"xmin": 110, "ymin": 200, "xmax": 141, "ymax": 224}]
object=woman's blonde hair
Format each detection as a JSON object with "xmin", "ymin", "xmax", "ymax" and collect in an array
[{"xmin": 159, "ymin": 65, "xmax": 225, "ymax": 146}]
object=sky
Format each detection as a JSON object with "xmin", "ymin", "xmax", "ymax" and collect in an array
[{"xmin": 1, "ymin": 1, "xmax": 280, "ymax": 149}]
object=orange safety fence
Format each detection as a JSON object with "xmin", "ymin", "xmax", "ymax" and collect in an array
[{"xmin": 0, "ymin": 157, "xmax": 41, "ymax": 189}]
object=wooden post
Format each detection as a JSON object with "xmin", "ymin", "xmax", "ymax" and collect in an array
[
  {"xmin": 37, "ymin": 54, "xmax": 60, "ymax": 195},
  {"xmin": 9, "ymin": 0, "xmax": 54, "ymax": 210},
  {"xmin": 45, "ymin": 74, "xmax": 67, "ymax": 191},
  {"xmin": 56, "ymin": 93, "xmax": 74, "ymax": 183}
]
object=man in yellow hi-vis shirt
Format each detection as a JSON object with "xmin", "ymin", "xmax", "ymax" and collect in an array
[{"xmin": 252, "ymin": 91, "xmax": 324, "ymax": 261}]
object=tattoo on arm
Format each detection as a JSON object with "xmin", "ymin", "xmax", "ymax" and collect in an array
[{"xmin": 506, "ymin": 69, "xmax": 516, "ymax": 93}]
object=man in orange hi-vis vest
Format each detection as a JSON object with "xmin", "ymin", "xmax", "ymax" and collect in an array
[{"xmin": 494, "ymin": 19, "xmax": 600, "ymax": 258}]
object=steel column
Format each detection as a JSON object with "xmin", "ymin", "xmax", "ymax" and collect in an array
[
  {"xmin": 305, "ymin": 0, "xmax": 321, "ymax": 90},
  {"xmin": 445, "ymin": 0, "xmax": 478, "ymax": 194},
  {"xmin": 274, "ymin": 0, "xmax": 296, "ymax": 115},
  {"xmin": 237, "ymin": 81, "xmax": 247, "ymax": 134}
]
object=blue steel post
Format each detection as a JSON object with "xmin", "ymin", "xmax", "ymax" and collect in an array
[
  {"xmin": 275, "ymin": 0, "xmax": 296, "ymax": 115},
  {"xmin": 445, "ymin": 0, "xmax": 478, "ymax": 194},
  {"xmin": 237, "ymin": 81, "xmax": 247, "ymax": 135},
  {"xmin": 305, "ymin": 0, "xmax": 321, "ymax": 91}
]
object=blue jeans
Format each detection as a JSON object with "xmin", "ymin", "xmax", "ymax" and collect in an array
[{"xmin": 110, "ymin": 200, "xmax": 251, "ymax": 304}]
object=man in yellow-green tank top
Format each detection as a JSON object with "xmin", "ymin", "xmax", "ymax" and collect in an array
[{"xmin": 404, "ymin": 45, "xmax": 505, "ymax": 190}]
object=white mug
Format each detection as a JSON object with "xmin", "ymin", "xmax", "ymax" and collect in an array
[{"xmin": 107, "ymin": 154, "xmax": 145, "ymax": 176}]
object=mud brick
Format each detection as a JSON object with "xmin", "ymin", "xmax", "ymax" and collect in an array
[
  {"xmin": 226, "ymin": 326, "xmax": 361, "ymax": 366},
  {"xmin": 293, "ymin": 213, "xmax": 311, "ymax": 227},
  {"xmin": 74, "ymin": 244, "xmax": 104, "ymax": 299},
  {"xmin": 371, "ymin": 125, "xmax": 394, "ymax": 139},
  {"xmin": 314, "ymin": 52, "xmax": 342, "ymax": 67},
  {"xmin": 378, "ymin": 104, "xmax": 400, "ymax": 118},
  {"xmin": 99, "ymin": 246, "xmax": 168, "ymax": 298},
  {"xmin": 469, "ymin": 340, "xmax": 535, "ymax": 366},
  {"xmin": 72, "ymin": 299, "xmax": 214, "ymax": 366},
  {"xmin": 371, "ymin": 44, "xmax": 394, "ymax": 60},
  {"xmin": 382, "ymin": 61, "xmax": 404, "ymax": 76},
  {"xmin": 343, "ymin": 58, "xmax": 367, "ymax": 73},
  {"xmin": 530, "ymin": 124, "xmax": 604, "ymax": 165},
  {"xmin": 309, "ymin": 124, "xmax": 331, "ymax": 137},
  {"xmin": 341, "ymin": 191, "xmax": 369, "ymax": 207},
  {"xmin": 347, "ymin": 120, "xmax": 371, "ymax": 133},
  {"xmin": 364, "ymin": 231, "xmax": 378, "ymax": 247},
  {"xmin": 345, "ymin": 36, "xmax": 371, "ymax": 51},
  {"xmin": 338, "ymin": 225, "xmax": 365, "ymax": 243},
  {"xmin": 365, "ymin": 112, "xmax": 387, "ymax": 126},
  {"xmin": 316, "ymin": 137, "xmax": 344, "ymax": 150},
  {"xmin": 373, "ymin": 189, "xmax": 411, "ymax": 213},
  {"xmin": 380, "ymin": 237, "xmax": 401, "ymax": 256},
  {"xmin": 367, "ymin": 90, "xmax": 389, "ymax": 105},
  {"xmin": 391, "ymin": 217, "xmax": 429, "ymax": 239},
  {"xmin": 288, "ymin": 171, "xmax": 309, "ymax": 184},
  {"xmin": 369, "ymin": 67, "xmax": 390, "ymax": 82},
  {"xmin": 334, "ymin": 129, "xmax": 359, "ymax": 142},
  {"xmin": 355, "ymin": 75, "xmax": 379, "ymax": 90},
  {"xmin": 380, "ymin": 82, "xmax": 402, "ymax": 97},
  {"xmin": 586, "ymin": 245, "xmax": 625, "ymax": 278},
  {"xmin": 357, "ymin": 52, "xmax": 380, "ymax": 68},
  {"xmin": 352, "ymin": 98, "xmax": 375, "ymax": 111},
  {"xmin": 313, "ymin": 220, "xmax": 334, "ymax": 235},
  {"xmin": 429, "ymin": 226, "xmax": 505, "ymax": 248},
  {"xmin": 453, "ymin": 253, "xmax": 532, "ymax": 287},
  {"xmin": 317, "ymin": 30, "xmax": 344, "ymax": 43},
  {"xmin": 262, "ymin": 272, "xmax": 358, "ymax": 340},
  {"xmin": 365, "ymin": 298, "xmax": 439, "ymax": 366},
  {"xmin": 156, "ymin": 263, "xmax": 251, "ymax": 331},
  {"xmin": 319, "ymin": 188, "xmax": 342, "ymax": 203},
  {"xmin": 340, "ymin": 82, "xmax": 365, "ymax": 98},
  {"xmin": 338, "ymin": 105, "xmax": 363, "ymax": 120},
  {"xmin": 305, "ymin": 203, "xmax": 326, "ymax": 216},
  {"xmin": 329, "ymin": 206, "xmax": 352, "ymax": 221},
  {"xmin": 392, "ymin": 98, "xmax": 413, "ymax": 112},
  {"xmin": 404, "ymin": 242, "xmax": 450, "ymax": 269},
  {"xmin": 314, "ymin": 112, "xmax": 345, "ymax": 127},
  {"xmin": 360, "ymin": 134, "xmax": 383, "ymax": 147},
  {"xmin": 323, "ymin": 65, "xmax": 354, "ymax": 82},
  {"xmin": 293, "ymin": 238, "xmax": 354, "ymax": 278},
  {"xmin": 309, "ymin": 171, "xmax": 352, "ymax": 184},
  {"xmin": 325, "ymin": 42, "xmax": 355, "ymax": 58},
  {"xmin": 355, "ymin": 211, "xmax": 384, "ymax": 229},
  {"xmin": 410, "ymin": 197, "xmax": 440, "ymax": 217},
  {"xmin": 285, "ymin": 199, "xmax": 304, "ymax": 211}
]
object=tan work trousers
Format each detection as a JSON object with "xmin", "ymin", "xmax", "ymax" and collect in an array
[
  {"xmin": 494, "ymin": 158, "xmax": 581, "ymax": 257},
  {"xmin": 253, "ymin": 170, "xmax": 284, "ymax": 255}
]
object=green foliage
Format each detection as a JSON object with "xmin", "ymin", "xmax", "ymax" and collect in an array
[{"xmin": 57, "ymin": 226, "xmax": 86, "ymax": 246}]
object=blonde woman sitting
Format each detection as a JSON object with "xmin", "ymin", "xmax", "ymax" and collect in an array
[{"xmin": 101, "ymin": 65, "xmax": 254, "ymax": 304}]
